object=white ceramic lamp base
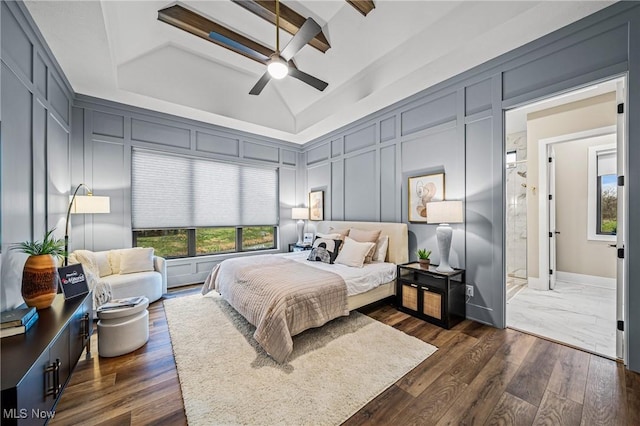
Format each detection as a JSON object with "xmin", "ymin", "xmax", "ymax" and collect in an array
[
  {"xmin": 436, "ymin": 224, "xmax": 454, "ymax": 272},
  {"xmin": 296, "ymin": 219, "xmax": 305, "ymax": 245}
]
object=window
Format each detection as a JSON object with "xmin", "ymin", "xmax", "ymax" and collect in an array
[
  {"xmin": 587, "ymin": 144, "xmax": 616, "ymax": 241},
  {"xmin": 131, "ymin": 150, "xmax": 278, "ymax": 258}
]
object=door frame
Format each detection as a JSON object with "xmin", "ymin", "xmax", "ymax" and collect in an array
[{"xmin": 535, "ymin": 125, "xmax": 617, "ymax": 290}]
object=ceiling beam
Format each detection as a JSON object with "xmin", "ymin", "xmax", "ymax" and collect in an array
[
  {"xmin": 231, "ymin": 1, "xmax": 330, "ymax": 53},
  {"xmin": 158, "ymin": 4, "xmax": 273, "ymax": 64},
  {"xmin": 346, "ymin": 0, "xmax": 375, "ymax": 17}
]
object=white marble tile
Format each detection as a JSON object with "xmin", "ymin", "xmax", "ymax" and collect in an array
[{"xmin": 507, "ymin": 280, "xmax": 616, "ymax": 358}]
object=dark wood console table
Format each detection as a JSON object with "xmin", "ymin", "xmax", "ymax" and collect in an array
[{"xmin": 1, "ymin": 293, "xmax": 92, "ymax": 425}]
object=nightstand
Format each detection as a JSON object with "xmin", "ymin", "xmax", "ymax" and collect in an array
[
  {"xmin": 396, "ymin": 263, "xmax": 465, "ymax": 329},
  {"xmin": 288, "ymin": 243, "xmax": 312, "ymax": 252}
]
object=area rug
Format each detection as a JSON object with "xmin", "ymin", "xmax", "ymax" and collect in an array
[{"xmin": 164, "ymin": 293, "xmax": 436, "ymax": 425}]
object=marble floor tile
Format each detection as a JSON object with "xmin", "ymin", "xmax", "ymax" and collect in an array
[{"xmin": 506, "ymin": 280, "xmax": 616, "ymax": 358}]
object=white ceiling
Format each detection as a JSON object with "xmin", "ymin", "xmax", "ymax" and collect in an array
[{"xmin": 24, "ymin": 0, "xmax": 615, "ymax": 144}]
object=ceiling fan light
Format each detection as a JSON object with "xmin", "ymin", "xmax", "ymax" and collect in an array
[{"xmin": 267, "ymin": 56, "xmax": 288, "ymax": 79}]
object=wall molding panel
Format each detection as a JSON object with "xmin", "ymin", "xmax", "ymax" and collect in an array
[{"xmin": 298, "ymin": 2, "xmax": 640, "ymax": 372}]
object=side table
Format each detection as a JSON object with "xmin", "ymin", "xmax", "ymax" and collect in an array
[
  {"xmin": 396, "ymin": 262, "xmax": 466, "ymax": 329},
  {"xmin": 97, "ymin": 297, "xmax": 149, "ymax": 357}
]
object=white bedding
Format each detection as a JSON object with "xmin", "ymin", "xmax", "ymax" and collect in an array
[{"xmin": 278, "ymin": 251, "xmax": 396, "ymax": 296}]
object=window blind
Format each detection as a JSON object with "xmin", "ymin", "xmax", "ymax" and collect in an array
[
  {"xmin": 597, "ymin": 150, "xmax": 616, "ymax": 176},
  {"xmin": 132, "ymin": 150, "xmax": 278, "ymax": 229}
]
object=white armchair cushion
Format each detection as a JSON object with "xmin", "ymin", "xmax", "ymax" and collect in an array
[{"xmin": 119, "ymin": 248, "xmax": 155, "ymax": 274}]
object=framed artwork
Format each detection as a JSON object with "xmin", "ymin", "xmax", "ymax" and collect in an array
[
  {"xmin": 408, "ymin": 173, "xmax": 445, "ymax": 222},
  {"xmin": 309, "ymin": 190, "xmax": 324, "ymax": 221}
]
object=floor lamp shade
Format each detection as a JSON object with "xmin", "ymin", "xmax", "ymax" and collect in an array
[
  {"xmin": 65, "ymin": 184, "xmax": 111, "ymax": 266},
  {"xmin": 427, "ymin": 201, "xmax": 463, "ymax": 272},
  {"xmin": 291, "ymin": 208, "xmax": 309, "ymax": 245}
]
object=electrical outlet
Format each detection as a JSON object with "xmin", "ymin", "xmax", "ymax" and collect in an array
[{"xmin": 466, "ymin": 285, "xmax": 474, "ymax": 297}]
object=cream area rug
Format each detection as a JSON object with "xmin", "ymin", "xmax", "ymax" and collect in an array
[{"xmin": 164, "ymin": 293, "xmax": 437, "ymax": 426}]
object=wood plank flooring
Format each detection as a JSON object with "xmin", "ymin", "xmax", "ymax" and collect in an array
[{"xmin": 51, "ymin": 286, "xmax": 639, "ymax": 425}]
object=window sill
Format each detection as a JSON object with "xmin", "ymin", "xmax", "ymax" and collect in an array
[{"xmin": 165, "ymin": 247, "xmax": 284, "ymax": 264}]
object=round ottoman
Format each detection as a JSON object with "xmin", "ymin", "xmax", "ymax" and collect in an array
[{"xmin": 97, "ymin": 297, "xmax": 149, "ymax": 357}]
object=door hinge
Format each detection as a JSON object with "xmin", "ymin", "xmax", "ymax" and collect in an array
[
  {"xmin": 549, "ymin": 232, "xmax": 553, "ymax": 238},
  {"xmin": 548, "ymin": 157, "xmax": 553, "ymax": 163},
  {"xmin": 618, "ymin": 176, "xmax": 624, "ymax": 186},
  {"xmin": 549, "ymin": 194, "xmax": 553, "ymax": 201},
  {"xmin": 618, "ymin": 248, "xmax": 624, "ymax": 259},
  {"xmin": 549, "ymin": 269, "xmax": 553, "ymax": 275},
  {"xmin": 617, "ymin": 320, "xmax": 624, "ymax": 331},
  {"xmin": 618, "ymin": 103, "xmax": 624, "ymax": 114}
]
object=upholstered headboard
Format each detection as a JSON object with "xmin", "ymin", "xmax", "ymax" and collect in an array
[{"xmin": 316, "ymin": 221, "xmax": 408, "ymax": 265}]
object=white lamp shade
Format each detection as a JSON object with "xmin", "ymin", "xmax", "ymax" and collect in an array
[
  {"xmin": 70, "ymin": 195, "xmax": 110, "ymax": 214},
  {"xmin": 291, "ymin": 208, "xmax": 309, "ymax": 220},
  {"xmin": 426, "ymin": 200, "xmax": 463, "ymax": 224}
]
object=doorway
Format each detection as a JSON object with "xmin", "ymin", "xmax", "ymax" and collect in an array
[{"xmin": 504, "ymin": 77, "xmax": 626, "ymax": 360}]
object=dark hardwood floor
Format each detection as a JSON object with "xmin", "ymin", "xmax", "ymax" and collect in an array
[{"xmin": 51, "ymin": 285, "xmax": 640, "ymax": 425}]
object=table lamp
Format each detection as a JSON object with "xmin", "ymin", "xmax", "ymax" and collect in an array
[
  {"xmin": 291, "ymin": 208, "xmax": 309, "ymax": 245},
  {"xmin": 426, "ymin": 200, "xmax": 463, "ymax": 272}
]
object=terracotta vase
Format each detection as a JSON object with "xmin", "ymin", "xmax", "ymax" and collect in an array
[
  {"xmin": 418, "ymin": 258, "xmax": 430, "ymax": 269},
  {"xmin": 22, "ymin": 254, "xmax": 59, "ymax": 310}
]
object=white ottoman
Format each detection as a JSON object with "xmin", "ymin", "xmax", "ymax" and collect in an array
[{"xmin": 97, "ymin": 297, "xmax": 149, "ymax": 357}]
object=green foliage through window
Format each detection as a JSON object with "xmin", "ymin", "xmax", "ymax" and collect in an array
[{"xmin": 133, "ymin": 226, "xmax": 276, "ymax": 259}]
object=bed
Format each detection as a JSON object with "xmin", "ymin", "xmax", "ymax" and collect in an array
[{"xmin": 201, "ymin": 221, "xmax": 408, "ymax": 362}]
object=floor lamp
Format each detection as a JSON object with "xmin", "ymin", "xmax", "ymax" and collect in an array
[
  {"xmin": 291, "ymin": 208, "xmax": 309, "ymax": 245},
  {"xmin": 426, "ymin": 200, "xmax": 464, "ymax": 272},
  {"xmin": 65, "ymin": 183, "xmax": 110, "ymax": 266}
]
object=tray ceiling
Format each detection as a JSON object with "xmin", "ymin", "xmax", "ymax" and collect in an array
[{"xmin": 24, "ymin": 1, "xmax": 614, "ymax": 144}]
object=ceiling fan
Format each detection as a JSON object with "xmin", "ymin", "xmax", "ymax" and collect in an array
[{"xmin": 242, "ymin": 0, "xmax": 328, "ymax": 95}]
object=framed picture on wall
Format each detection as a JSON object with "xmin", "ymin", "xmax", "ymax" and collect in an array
[
  {"xmin": 408, "ymin": 172, "xmax": 445, "ymax": 222},
  {"xmin": 309, "ymin": 190, "xmax": 324, "ymax": 221}
]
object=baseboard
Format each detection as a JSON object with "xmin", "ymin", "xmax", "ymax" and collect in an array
[
  {"xmin": 556, "ymin": 271, "xmax": 616, "ymax": 289},
  {"xmin": 526, "ymin": 276, "xmax": 547, "ymax": 291}
]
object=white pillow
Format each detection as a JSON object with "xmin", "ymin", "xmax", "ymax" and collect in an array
[
  {"xmin": 118, "ymin": 248, "xmax": 155, "ymax": 275},
  {"xmin": 372, "ymin": 235, "xmax": 389, "ymax": 262},
  {"xmin": 94, "ymin": 251, "xmax": 113, "ymax": 277},
  {"xmin": 335, "ymin": 237, "xmax": 375, "ymax": 268}
]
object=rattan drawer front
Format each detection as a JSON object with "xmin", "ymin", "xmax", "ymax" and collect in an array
[
  {"xmin": 402, "ymin": 284, "xmax": 418, "ymax": 311},
  {"xmin": 422, "ymin": 290, "xmax": 442, "ymax": 320}
]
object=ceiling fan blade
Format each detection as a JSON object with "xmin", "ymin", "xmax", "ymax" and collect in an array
[
  {"xmin": 249, "ymin": 72, "xmax": 272, "ymax": 95},
  {"xmin": 289, "ymin": 68, "xmax": 328, "ymax": 92},
  {"xmin": 280, "ymin": 17, "xmax": 322, "ymax": 62}
]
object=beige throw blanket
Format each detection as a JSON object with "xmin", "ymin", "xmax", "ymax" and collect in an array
[{"xmin": 202, "ymin": 256, "xmax": 348, "ymax": 363}]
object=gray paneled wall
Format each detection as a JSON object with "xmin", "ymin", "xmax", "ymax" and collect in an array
[
  {"xmin": 300, "ymin": 3, "xmax": 640, "ymax": 373},
  {"xmin": 72, "ymin": 95, "xmax": 302, "ymax": 287},
  {"xmin": 0, "ymin": 1, "xmax": 73, "ymax": 310}
]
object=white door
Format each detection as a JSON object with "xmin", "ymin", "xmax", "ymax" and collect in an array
[
  {"xmin": 616, "ymin": 79, "xmax": 626, "ymax": 360},
  {"xmin": 548, "ymin": 145, "xmax": 557, "ymax": 290}
]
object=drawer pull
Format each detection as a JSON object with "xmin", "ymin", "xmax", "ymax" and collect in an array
[
  {"xmin": 409, "ymin": 283, "xmax": 418, "ymax": 288},
  {"xmin": 80, "ymin": 312, "xmax": 91, "ymax": 339},
  {"xmin": 45, "ymin": 359, "xmax": 61, "ymax": 398},
  {"xmin": 421, "ymin": 287, "xmax": 429, "ymax": 291}
]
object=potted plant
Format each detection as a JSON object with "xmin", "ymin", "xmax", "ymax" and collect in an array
[
  {"xmin": 13, "ymin": 229, "xmax": 66, "ymax": 309},
  {"xmin": 417, "ymin": 249, "xmax": 431, "ymax": 268}
]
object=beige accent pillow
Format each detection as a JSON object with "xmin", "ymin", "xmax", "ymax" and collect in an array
[
  {"xmin": 94, "ymin": 251, "xmax": 113, "ymax": 277},
  {"xmin": 328, "ymin": 227, "xmax": 350, "ymax": 238},
  {"xmin": 119, "ymin": 247, "xmax": 155, "ymax": 274},
  {"xmin": 349, "ymin": 228, "xmax": 381, "ymax": 263},
  {"xmin": 108, "ymin": 249, "xmax": 125, "ymax": 274},
  {"xmin": 372, "ymin": 235, "xmax": 389, "ymax": 262},
  {"xmin": 335, "ymin": 237, "xmax": 375, "ymax": 268}
]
